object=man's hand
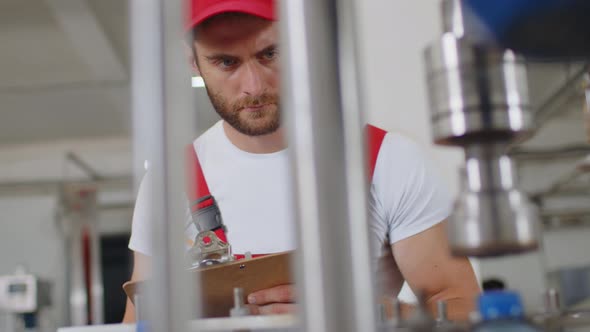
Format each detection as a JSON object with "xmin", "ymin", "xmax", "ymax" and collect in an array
[
  {"xmin": 122, "ymin": 251, "xmax": 152, "ymax": 323},
  {"xmin": 247, "ymin": 284, "xmax": 297, "ymax": 315}
]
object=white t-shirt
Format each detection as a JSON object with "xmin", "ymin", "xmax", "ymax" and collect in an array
[{"xmin": 129, "ymin": 120, "xmax": 451, "ymax": 266}]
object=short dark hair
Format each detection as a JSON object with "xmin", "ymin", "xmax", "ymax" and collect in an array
[{"xmin": 188, "ymin": 26, "xmax": 199, "ymax": 67}]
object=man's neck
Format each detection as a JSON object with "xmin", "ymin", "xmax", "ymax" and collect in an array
[{"xmin": 222, "ymin": 121, "xmax": 286, "ymax": 154}]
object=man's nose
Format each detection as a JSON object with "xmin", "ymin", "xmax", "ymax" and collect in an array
[{"xmin": 241, "ymin": 62, "xmax": 264, "ymax": 96}]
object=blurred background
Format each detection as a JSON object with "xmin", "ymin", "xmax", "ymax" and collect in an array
[
  {"xmin": 0, "ymin": 0, "xmax": 589, "ymax": 330},
  {"xmin": 0, "ymin": 0, "xmax": 219, "ymax": 329}
]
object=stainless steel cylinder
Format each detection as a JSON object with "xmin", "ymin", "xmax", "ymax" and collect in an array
[
  {"xmin": 441, "ymin": 0, "xmax": 465, "ymax": 37},
  {"xmin": 449, "ymin": 145, "xmax": 539, "ymax": 256},
  {"xmin": 436, "ymin": 300, "xmax": 448, "ymax": 322},
  {"xmin": 543, "ymin": 289, "xmax": 561, "ymax": 314},
  {"xmin": 424, "ymin": 32, "xmax": 540, "ymax": 257},
  {"xmin": 424, "ymin": 34, "xmax": 533, "ymax": 146}
]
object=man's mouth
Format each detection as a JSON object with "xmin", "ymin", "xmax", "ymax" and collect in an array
[{"xmin": 241, "ymin": 104, "xmax": 271, "ymax": 112}]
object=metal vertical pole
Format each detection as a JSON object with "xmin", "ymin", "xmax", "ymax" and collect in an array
[
  {"xmin": 130, "ymin": 0, "xmax": 197, "ymax": 331},
  {"xmin": 66, "ymin": 219, "xmax": 88, "ymax": 326},
  {"xmin": 279, "ymin": 0, "xmax": 377, "ymax": 331},
  {"xmin": 335, "ymin": 0, "xmax": 379, "ymax": 330},
  {"xmin": 88, "ymin": 199, "xmax": 104, "ymax": 325}
]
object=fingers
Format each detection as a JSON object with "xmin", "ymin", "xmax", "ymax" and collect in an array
[
  {"xmin": 246, "ymin": 284, "xmax": 297, "ymax": 316},
  {"xmin": 247, "ymin": 284, "xmax": 295, "ymax": 305},
  {"xmin": 249, "ymin": 303, "xmax": 297, "ymax": 315}
]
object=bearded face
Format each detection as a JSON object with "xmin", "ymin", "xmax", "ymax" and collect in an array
[
  {"xmin": 206, "ymin": 87, "xmax": 280, "ymax": 136},
  {"xmin": 192, "ymin": 14, "xmax": 282, "ymax": 137}
]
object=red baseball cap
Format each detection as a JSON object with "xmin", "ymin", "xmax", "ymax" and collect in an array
[{"xmin": 185, "ymin": 0, "xmax": 276, "ymax": 32}]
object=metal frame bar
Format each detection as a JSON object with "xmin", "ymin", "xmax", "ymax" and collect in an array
[
  {"xmin": 510, "ymin": 145, "xmax": 590, "ymax": 161},
  {"xmin": 534, "ymin": 64, "xmax": 589, "ymax": 126},
  {"xmin": 279, "ymin": 0, "xmax": 377, "ymax": 331},
  {"xmin": 508, "ymin": 64, "xmax": 589, "ymax": 151},
  {"xmin": 335, "ymin": 0, "xmax": 379, "ymax": 329},
  {"xmin": 130, "ymin": 0, "xmax": 197, "ymax": 330},
  {"xmin": 536, "ymin": 167, "xmax": 585, "ymax": 198},
  {"xmin": 66, "ymin": 152, "xmax": 104, "ymax": 181},
  {"xmin": 60, "ymin": 185, "xmax": 101, "ymax": 326},
  {"xmin": 0, "ymin": 176, "xmax": 130, "ymax": 197},
  {"xmin": 88, "ymin": 213, "xmax": 105, "ymax": 325},
  {"xmin": 65, "ymin": 218, "xmax": 88, "ymax": 326}
]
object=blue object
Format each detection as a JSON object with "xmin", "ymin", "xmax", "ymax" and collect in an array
[
  {"xmin": 474, "ymin": 291, "xmax": 541, "ymax": 332},
  {"xmin": 478, "ymin": 291, "xmax": 524, "ymax": 320},
  {"xmin": 464, "ymin": 0, "xmax": 568, "ymax": 35},
  {"xmin": 136, "ymin": 320, "xmax": 150, "ymax": 332},
  {"xmin": 462, "ymin": 0, "xmax": 590, "ymax": 58}
]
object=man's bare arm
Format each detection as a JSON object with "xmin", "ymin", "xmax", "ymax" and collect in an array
[
  {"xmin": 122, "ymin": 251, "xmax": 152, "ymax": 323},
  {"xmin": 392, "ymin": 221, "xmax": 480, "ymax": 321},
  {"xmin": 248, "ymin": 221, "xmax": 479, "ymax": 319}
]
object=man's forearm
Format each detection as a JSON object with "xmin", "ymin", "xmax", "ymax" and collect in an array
[{"xmin": 122, "ymin": 298, "xmax": 136, "ymax": 323}]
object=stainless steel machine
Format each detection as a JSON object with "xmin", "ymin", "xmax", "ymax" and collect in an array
[
  {"xmin": 425, "ymin": 0, "xmax": 541, "ymax": 257},
  {"xmin": 425, "ymin": 0, "xmax": 590, "ymax": 258},
  {"xmin": 420, "ymin": 0, "xmax": 590, "ymax": 330}
]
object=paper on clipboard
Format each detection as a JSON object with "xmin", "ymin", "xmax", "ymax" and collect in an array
[{"xmin": 123, "ymin": 251, "xmax": 294, "ymax": 318}]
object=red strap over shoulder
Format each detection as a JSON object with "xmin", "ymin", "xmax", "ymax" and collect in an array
[
  {"xmin": 366, "ymin": 124, "xmax": 387, "ymax": 180},
  {"xmin": 185, "ymin": 144, "xmax": 227, "ymax": 243},
  {"xmin": 185, "ymin": 144, "xmax": 213, "ymax": 211}
]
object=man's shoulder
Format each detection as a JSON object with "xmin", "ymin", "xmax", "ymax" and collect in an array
[
  {"xmin": 375, "ymin": 129, "xmax": 425, "ymax": 162},
  {"xmin": 373, "ymin": 129, "xmax": 432, "ymax": 183},
  {"xmin": 366, "ymin": 124, "xmax": 422, "ymax": 156},
  {"xmin": 193, "ymin": 120, "xmax": 224, "ymax": 151}
]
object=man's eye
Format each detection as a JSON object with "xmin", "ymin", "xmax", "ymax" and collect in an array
[
  {"xmin": 263, "ymin": 49, "xmax": 277, "ymax": 60},
  {"xmin": 219, "ymin": 58, "xmax": 237, "ymax": 68}
]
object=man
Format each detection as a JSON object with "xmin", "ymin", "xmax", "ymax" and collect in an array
[{"xmin": 123, "ymin": 0, "xmax": 479, "ymax": 323}]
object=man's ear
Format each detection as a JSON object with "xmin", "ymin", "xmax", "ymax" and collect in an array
[{"xmin": 183, "ymin": 42, "xmax": 201, "ymax": 76}]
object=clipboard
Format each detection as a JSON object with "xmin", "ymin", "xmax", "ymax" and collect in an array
[{"xmin": 123, "ymin": 251, "xmax": 294, "ymax": 318}]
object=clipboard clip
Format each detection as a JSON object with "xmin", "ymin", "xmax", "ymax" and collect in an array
[{"xmin": 187, "ymin": 230, "xmax": 235, "ymax": 270}]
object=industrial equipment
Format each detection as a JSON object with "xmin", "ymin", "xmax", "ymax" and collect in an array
[
  {"xmin": 0, "ymin": 266, "xmax": 52, "ymax": 332},
  {"xmin": 422, "ymin": 0, "xmax": 590, "ymax": 331},
  {"xmin": 424, "ymin": 0, "xmax": 590, "ymax": 258}
]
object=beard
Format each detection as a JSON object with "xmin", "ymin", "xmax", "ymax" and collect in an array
[{"xmin": 205, "ymin": 86, "xmax": 280, "ymax": 137}]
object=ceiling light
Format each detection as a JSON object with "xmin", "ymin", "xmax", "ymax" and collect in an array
[{"xmin": 192, "ymin": 76, "xmax": 205, "ymax": 88}]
